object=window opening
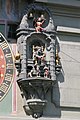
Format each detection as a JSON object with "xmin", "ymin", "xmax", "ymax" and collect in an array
[
  {"xmin": 7, "ymin": 23, "xmax": 18, "ymax": 39},
  {"xmin": 0, "ymin": 24, "xmax": 5, "ymax": 35}
]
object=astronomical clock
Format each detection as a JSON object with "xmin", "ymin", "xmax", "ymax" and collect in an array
[{"xmin": 0, "ymin": 33, "xmax": 14, "ymax": 101}]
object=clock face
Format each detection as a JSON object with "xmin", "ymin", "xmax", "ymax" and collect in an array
[
  {"xmin": 0, "ymin": 47, "xmax": 6, "ymax": 85},
  {"xmin": 0, "ymin": 33, "xmax": 14, "ymax": 101}
]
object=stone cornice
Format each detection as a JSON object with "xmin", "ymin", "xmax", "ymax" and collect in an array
[
  {"xmin": 57, "ymin": 26, "xmax": 80, "ymax": 35},
  {"xmin": 35, "ymin": 0, "xmax": 80, "ymax": 8}
]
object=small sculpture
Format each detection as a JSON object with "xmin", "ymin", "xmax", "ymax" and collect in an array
[
  {"xmin": 33, "ymin": 46, "xmax": 46, "ymax": 66},
  {"xmin": 15, "ymin": 52, "xmax": 20, "ymax": 60},
  {"xmin": 15, "ymin": 52, "xmax": 21, "ymax": 76},
  {"xmin": 34, "ymin": 15, "xmax": 45, "ymax": 32},
  {"xmin": 44, "ymin": 66, "xmax": 51, "ymax": 78},
  {"xmin": 28, "ymin": 45, "xmax": 51, "ymax": 78},
  {"xmin": 56, "ymin": 48, "xmax": 60, "ymax": 66},
  {"xmin": 55, "ymin": 47, "xmax": 62, "ymax": 74}
]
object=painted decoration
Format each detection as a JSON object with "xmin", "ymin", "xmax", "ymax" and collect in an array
[{"xmin": 0, "ymin": 32, "xmax": 14, "ymax": 101}]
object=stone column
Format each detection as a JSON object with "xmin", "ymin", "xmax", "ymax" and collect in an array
[
  {"xmin": 20, "ymin": 36, "xmax": 27, "ymax": 78},
  {"xmin": 50, "ymin": 36, "xmax": 56, "ymax": 81}
]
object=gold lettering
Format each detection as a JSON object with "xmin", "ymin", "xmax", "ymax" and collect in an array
[
  {"xmin": 0, "ymin": 41, "xmax": 8, "ymax": 50},
  {"xmin": 5, "ymin": 73, "xmax": 13, "ymax": 82},
  {"xmin": 0, "ymin": 84, "xmax": 8, "ymax": 93},
  {"xmin": 5, "ymin": 53, "xmax": 12, "ymax": 58},
  {"xmin": 3, "ymin": 82, "xmax": 9, "ymax": 87},
  {"xmin": 6, "ymin": 64, "xmax": 13, "ymax": 69}
]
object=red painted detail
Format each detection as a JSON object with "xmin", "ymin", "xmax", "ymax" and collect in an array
[{"xmin": 0, "ymin": 47, "xmax": 6, "ymax": 85}]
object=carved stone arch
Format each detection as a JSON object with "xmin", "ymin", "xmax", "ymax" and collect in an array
[
  {"xmin": 25, "ymin": 32, "xmax": 51, "ymax": 59},
  {"xmin": 19, "ymin": 3, "xmax": 55, "ymax": 31}
]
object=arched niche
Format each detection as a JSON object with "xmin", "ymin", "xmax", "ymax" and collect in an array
[{"xmin": 25, "ymin": 32, "xmax": 51, "ymax": 60}]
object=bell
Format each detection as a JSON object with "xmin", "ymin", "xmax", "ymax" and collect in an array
[
  {"xmin": 41, "ymin": 14, "xmax": 45, "ymax": 20},
  {"xmin": 29, "ymin": 13, "xmax": 33, "ymax": 19}
]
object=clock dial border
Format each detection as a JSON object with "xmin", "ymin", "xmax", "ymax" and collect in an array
[{"xmin": 0, "ymin": 33, "xmax": 14, "ymax": 101}]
